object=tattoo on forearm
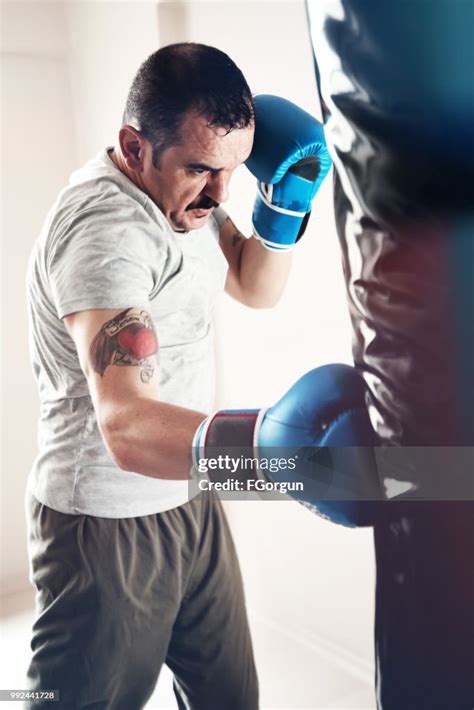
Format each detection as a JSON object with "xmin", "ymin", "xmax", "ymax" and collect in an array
[
  {"xmin": 89, "ymin": 308, "xmax": 159, "ymax": 384},
  {"xmin": 232, "ymin": 231, "xmax": 244, "ymax": 247}
]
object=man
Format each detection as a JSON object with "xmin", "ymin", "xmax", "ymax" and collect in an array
[{"xmin": 25, "ymin": 43, "xmax": 330, "ymax": 709}]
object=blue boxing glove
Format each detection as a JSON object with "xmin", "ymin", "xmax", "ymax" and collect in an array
[
  {"xmin": 193, "ymin": 364, "xmax": 382, "ymax": 527},
  {"xmin": 245, "ymin": 95, "xmax": 332, "ymax": 251}
]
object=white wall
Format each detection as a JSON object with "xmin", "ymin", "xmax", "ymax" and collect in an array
[
  {"xmin": 1, "ymin": 0, "xmax": 77, "ymax": 599},
  {"xmin": 66, "ymin": 1, "xmax": 160, "ymax": 162}
]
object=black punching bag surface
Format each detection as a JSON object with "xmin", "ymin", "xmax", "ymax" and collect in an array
[{"xmin": 306, "ymin": 2, "xmax": 474, "ymax": 708}]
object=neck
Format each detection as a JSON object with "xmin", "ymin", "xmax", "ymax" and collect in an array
[
  {"xmin": 109, "ymin": 147, "xmax": 134, "ymax": 181},
  {"xmin": 109, "ymin": 147, "xmax": 148, "ymax": 196}
]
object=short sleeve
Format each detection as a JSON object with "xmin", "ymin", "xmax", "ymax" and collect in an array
[
  {"xmin": 48, "ymin": 198, "xmax": 166, "ymax": 319},
  {"xmin": 212, "ymin": 206, "xmax": 229, "ymax": 230}
]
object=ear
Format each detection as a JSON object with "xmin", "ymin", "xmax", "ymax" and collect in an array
[{"xmin": 118, "ymin": 125, "xmax": 147, "ymax": 171}]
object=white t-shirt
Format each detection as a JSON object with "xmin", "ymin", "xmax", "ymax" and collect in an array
[{"xmin": 26, "ymin": 148, "xmax": 228, "ymax": 517}]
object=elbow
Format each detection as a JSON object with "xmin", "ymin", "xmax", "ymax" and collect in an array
[
  {"xmin": 242, "ymin": 289, "xmax": 284, "ymax": 309},
  {"xmin": 108, "ymin": 442, "xmax": 135, "ymax": 472},
  {"xmin": 247, "ymin": 299, "xmax": 279, "ymax": 310},
  {"xmin": 99, "ymin": 408, "xmax": 135, "ymax": 471},
  {"xmin": 261, "ymin": 290, "xmax": 284, "ymax": 309}
]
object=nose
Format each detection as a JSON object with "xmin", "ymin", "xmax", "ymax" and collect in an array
[{"xmin": 205, "ymin": 171, "xmax": 230, "ymax": 204}]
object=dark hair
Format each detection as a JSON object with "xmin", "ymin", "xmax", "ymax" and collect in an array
[{"xmin": 123, "ymin": 43, "xmax": 254, "ymax": 166}]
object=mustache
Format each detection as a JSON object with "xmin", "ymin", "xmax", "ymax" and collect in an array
[{"xmin": 186, "ymin": 197, "xmax": 219, "ymax": 211}]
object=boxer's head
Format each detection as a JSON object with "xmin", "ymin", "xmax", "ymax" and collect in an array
[{"xmin": 114, "ymin": 43, "xmax": 255, "ymax": 231}]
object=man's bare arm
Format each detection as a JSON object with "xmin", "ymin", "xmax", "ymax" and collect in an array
[
  {"xmin": 218, "ymin": 217, "xmax": 292, "ymax": 308},
  {"xmin": 65, "ymin": 307, "xmax": 205, "ymax": 480}
]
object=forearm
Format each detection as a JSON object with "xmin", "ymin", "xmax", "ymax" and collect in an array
[
  {"xmin": 100, "ymin": 397, "xmax": 206, "ymax": 480},
  {"xmin": 238, "ymin": 236, "xmax": 292, "ymax": 308}
]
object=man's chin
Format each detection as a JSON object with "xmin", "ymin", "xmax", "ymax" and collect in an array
[{"xmin": 171, "ymin": 208, "xmax": 213, "ymax": 231}]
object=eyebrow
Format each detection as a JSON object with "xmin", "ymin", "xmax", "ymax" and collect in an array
[{"xmin": 185, "ymin": 162, "xmax": 221, "ymax": 173}]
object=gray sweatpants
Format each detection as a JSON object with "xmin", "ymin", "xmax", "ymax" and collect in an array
[{"xmin": 25, "ymin": 491, "xmax": 258, "ymax": 709}]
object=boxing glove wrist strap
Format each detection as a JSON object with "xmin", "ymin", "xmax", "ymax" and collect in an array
[
  {"xmin": 257, "ymin": 183, "xmax": 307, "ymax": 218},
  {"xmin": 192, "ymin": 409, "xmax": 271, "ymax": 481}
]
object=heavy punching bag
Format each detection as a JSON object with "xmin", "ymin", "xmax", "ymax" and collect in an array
[{"xmin": 306, "ymin": 1, "xmax": 474, "ymax": 708}]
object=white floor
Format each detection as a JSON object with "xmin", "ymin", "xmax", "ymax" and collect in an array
[{"xmin": 0, "ymin": 604, "xmax": 376, "ymax": 710}]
